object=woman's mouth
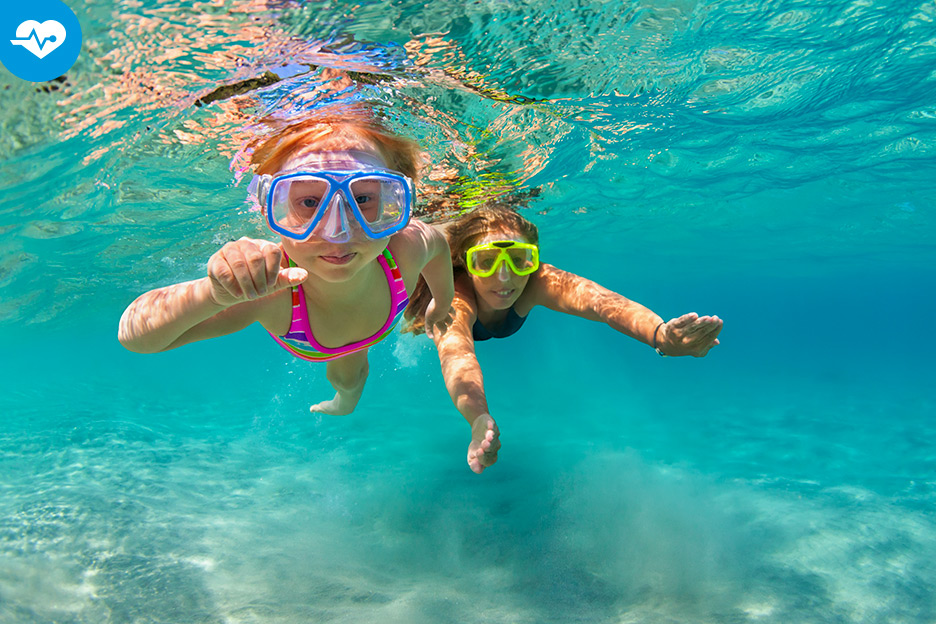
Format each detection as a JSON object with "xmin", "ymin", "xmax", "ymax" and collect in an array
[
  {"xmin": 319, "ymin": 252, "xmax": 356, "ymax": 265},
  {"xmin": 492, "ymin": 288, "xmax": 515, "ymax": 299}
]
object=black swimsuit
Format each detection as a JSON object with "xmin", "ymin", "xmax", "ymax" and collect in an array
[{"xmin": 472, "ymin": 307, "xmax": 528, "ymax": 341}]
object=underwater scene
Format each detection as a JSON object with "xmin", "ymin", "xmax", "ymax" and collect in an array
[{"xmin": 1, "ymin": 0, "xmax": 935, "ymax": 622}]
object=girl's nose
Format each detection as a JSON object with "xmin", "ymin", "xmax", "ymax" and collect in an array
[{"xmin": 496, "ymin": 262, "xmax": 511, "ymax": 282}]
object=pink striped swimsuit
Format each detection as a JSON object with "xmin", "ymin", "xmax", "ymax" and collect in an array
[{"xmin": 270, "ymin": 248, "xmax": 409, "ymax": 362}]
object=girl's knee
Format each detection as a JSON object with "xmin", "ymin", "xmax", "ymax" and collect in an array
[{"xmin": 326, "ymin": 357, "xmax": 369, "ymax": 391}]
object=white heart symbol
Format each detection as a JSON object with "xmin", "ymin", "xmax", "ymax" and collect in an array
[{"xmin": 11, "ymin": 20, "xmax": 67, "ymax": 60}]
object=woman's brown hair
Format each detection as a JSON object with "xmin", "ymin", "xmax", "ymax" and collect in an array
[{"xmin": 403, "ymin": 206, "xmax": 539, "ymax": 335}]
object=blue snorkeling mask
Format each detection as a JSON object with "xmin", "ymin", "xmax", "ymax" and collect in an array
[{"xmin": 249, "ymin": 152, "xmax": 413, "ymax": 243}]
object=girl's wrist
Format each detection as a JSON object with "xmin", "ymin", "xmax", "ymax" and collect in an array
[{"xmin": 199, "ymin": 277, "xmax": 229, "ymax": 308}]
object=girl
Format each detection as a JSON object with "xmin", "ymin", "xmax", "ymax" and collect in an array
[
  {"xmin": 119, "ymin": 114, "xmax": 455, "ymax": 415},
  {"xmin": 405, "ymin": 206, "xmax": 722, "ymax": 473}
]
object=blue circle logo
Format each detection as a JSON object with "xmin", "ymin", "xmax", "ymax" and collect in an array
[{"xmin": 0, "ymin": 0, "xmax": 82, "ymax": 83}]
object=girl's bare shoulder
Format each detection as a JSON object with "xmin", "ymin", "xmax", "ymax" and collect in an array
[{"xmin": 388, "ymin": 220, "xmax": 444, "ymax": 267}]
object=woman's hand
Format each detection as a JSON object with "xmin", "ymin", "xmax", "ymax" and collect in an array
[
  {"xmin": 206, "ymin": 237, "xmax": 307, "ymax": 307},
  {"xmin": 468, "ymin": 415, "xmax": 501, "ymax": 474},
  {"xmin": 424, "ymin": 297, "xmax": 455, "ymax": 339},
  {"xmin": 658, "ymin": 312, "xmax": 723, "ymax": 357}
]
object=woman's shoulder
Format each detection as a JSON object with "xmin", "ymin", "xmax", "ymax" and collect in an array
[
  {"xmin": 518, "ymin": 263, "xmax": 577, "ymax": 308},
  {"xmin": 531, "ymin": 263, "xmax": 579, "ymax": 286},
  {"xmin": 454, "ymin": 272, "xmax": 478, "ymax": 303},
  {"xmin": 450, "ymin": 272, "xmax": 479, "ymax": 324}
]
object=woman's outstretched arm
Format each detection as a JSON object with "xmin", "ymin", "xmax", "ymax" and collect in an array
[
  {"xmin": 527, "ymin": 264, "xmax": 722, "ymax": 356},
  {"xmin": 431, "ymin": 281, "xmax": 501, "ymax": 473}
]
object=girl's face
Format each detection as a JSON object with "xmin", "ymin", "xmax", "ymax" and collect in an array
[
  {"xmin": 275, "ymin": 149, "xmax": 393, "ymax": 283},
  {"xmin": 280, "ymin": 230, "xmax": 389, "ymax": 284},
  {"xmin": 468, "ymin": 229, "xmax": 535, "ymax": 311}
]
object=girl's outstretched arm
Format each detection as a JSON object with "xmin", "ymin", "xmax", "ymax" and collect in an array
[
  {"xmin": 118, "ymin": 238, "xmax": 306, "ymax": 353},
  {"xmin": 528, "ymin": 264, "xmax": 722, "ymax": 357},
  {"xmin": 432, "ymin": 283, "xmax": 500, "ymax": 473},
  {"xmin": 397, "ymin": 221, "xmax": 455, "ymax": 337}
]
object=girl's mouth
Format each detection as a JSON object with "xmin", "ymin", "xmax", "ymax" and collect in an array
[
  {"xmin": 319, "ymin": 252, "xmax": 356, "ymax": 265},
  {"xmin": 492, "ymin": 288, "xmax": 515, "ymax": 299}
]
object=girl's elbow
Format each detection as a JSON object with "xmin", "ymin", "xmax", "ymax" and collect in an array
[
  {"xmin": 117, "ymin": 331, "xmax": 160, "ymax": 354},
  {"xmin": 117, "ymin": 317, "xmax": 165, "ymax": 354}
]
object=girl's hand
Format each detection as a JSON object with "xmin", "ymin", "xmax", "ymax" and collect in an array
[
  {"xmin": 206, "ymin": 237, "xmax": 307, "ymax": 307},
  {"xmin": 658, "ymin": 313, "xmax": 723, "ymax": 357},
  {"xmin": 424, "ymin": 297, "xmax": 455, "ymax": 339}
]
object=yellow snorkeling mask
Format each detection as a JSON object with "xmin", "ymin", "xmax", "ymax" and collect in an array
[{"xmin": 465, "ymin": 240, "xmax": 540, "ymax": 277}]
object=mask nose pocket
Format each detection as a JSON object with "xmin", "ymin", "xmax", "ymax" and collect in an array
[
  {"xmin": 496, "ymin": 258, "xmax": 512, "ymax": 280},
  {"xmin": 317, "ymin": 192, "xmax": 353, "ymax": 243}
]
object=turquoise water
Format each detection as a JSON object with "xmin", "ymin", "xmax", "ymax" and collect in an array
[{"xmin": 2, "ymin": 0, "xmax": 935, "ymax": 622}]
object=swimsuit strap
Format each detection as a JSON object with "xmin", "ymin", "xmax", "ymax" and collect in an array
[{"xmin": 271, "ymin": 248, "xmax": 409, "ymax": 362}]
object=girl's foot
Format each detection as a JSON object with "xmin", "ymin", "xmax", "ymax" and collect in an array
[{"xmin": 310, "ymin": 390, "xmax": 360, "ymax": 415}]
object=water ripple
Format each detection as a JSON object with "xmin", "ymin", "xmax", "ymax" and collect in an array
[{"xmin": 1, "ymin": 0, "xmax": 935, "ymax": 325}]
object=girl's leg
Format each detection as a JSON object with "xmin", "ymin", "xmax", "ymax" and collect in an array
[{"xmin": 310, "ymin": 349, "xmax": 370, "ymax": 415}]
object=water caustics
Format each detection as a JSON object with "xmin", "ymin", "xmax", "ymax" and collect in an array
[
  {"xmin": 1, "ymin": 1, "xmax": 935, "ymax": 623},
  {"xmin": 1, "ymin": 0, "xmax": 935, "ymax": 324}
]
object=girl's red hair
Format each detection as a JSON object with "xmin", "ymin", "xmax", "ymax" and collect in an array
[{"xmin": 248, "ymin": 111, "xmax": 420, "ymax": 179}]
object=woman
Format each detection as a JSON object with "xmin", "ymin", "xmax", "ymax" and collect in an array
[{"xmin": 405, "ymin": 206, "xmax": 722, "ymax": 473}]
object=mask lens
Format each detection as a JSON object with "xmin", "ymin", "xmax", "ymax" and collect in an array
[
  {"xmin": 349, "ymin": 176, "xmax": 408, "ymax": 234},
  {"xmin": 506, "ymin": 247, "xmax": 536, "ymax": 272},
  {"xmin": 270, "ymin": 176, "xmax": 330, "ymax": 235},
  {"xmin": 469, "ymin": 248, "xmax": 503, "ymax": 275}
]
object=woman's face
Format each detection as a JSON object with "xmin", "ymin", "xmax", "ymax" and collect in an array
[{"xmin": 468, "ymin": 229, "xmax": 535, "ymax": 311}]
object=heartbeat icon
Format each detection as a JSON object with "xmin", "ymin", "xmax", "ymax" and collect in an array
[{"xmin": 11, "ymin": 20, "xmax": 67, "ymax": 59}]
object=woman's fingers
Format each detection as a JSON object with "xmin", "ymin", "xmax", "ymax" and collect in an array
[
  {"xmin": 668, "ymin": 312, "xmax": 699, "ymax": 329},
  {"xmin": 673, "ymin": 314, "xmax": 722, "ymax": 337},
  {"xmin": 666, "ymin": 314, "xmax": 724, "ymax": 356},
  {"xmin": 425, "ymin": 300, "xmax": 455, "ymax": 338},
  {"xmin": 691, "ymin": 318, "xmax": 722, "ymax": 339}
]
